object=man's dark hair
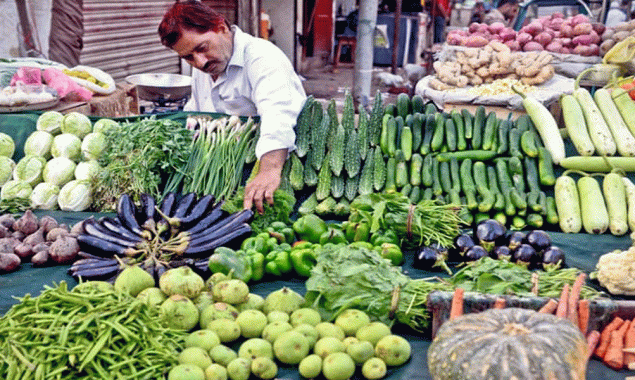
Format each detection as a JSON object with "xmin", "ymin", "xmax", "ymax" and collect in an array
[
  {"xmin": 497, "ymin": 0, "xmax": 518, "ymax": 8},
  {"xmin": 158, "ymin": 0, "xmax": 230, "ymax": 47}
]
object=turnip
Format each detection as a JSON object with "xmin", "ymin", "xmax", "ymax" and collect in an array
[
  {"xmin": 573, "ymin": 23, "xmax": 593, "ymax": 36},
  {"xmin": 524, "ymin": 41, "xmax": 545, "ymax": 51}
]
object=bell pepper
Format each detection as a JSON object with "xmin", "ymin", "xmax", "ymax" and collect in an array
[
  {"xmin": 264, "ymin": 250, "xmax": 293, "ymax": 276},
  {"xmin": 247, "ymin": 250, "xmax": 265, "ymax": 282},
  {"xmin": 376, "ymin": 243, "xmax": 404, "ymax": 266},
  {"xmin": 240, "ymin": 233, "xmax": 270, "ymax": 254},
  {"xmin": 293, "ymin": 214, "xmax": 328, "ymax": 244},
  {"xmin": 319, "ymin": 227, "xmax": 347, "ymax": 245},
  {"xmin": 290, "ymin": 248, "xmax": 317, "ymax": 277},
  {"xmin": 208, "ymin": 247, "xmax": 252, "ymax": 282},
  {"xmin": 348, "ymin": 241, "xmax": 374, "ymax": 250},
  {"xmin": 267, "ymin": 221, "xmax": 295, "ymax": 244},
  {"xmin": 345, "ymin": 220, "xmax": 371, "ymax": 243},
  {"xmin": 370, "ymin": 229, "xmax": 400, "ymax": 246}
]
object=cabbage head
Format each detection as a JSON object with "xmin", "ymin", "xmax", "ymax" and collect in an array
[
  {"xmin": 58, "ymin": 180, "xmax": 91, "ymax": 211},
  {"xmin": 81, "ymin": 132, "xmax": 106, "ymax": 161},
  {"xmin": 93, "ymin": 118, "xmax": 119, "ymax": 134},
  {"xmin": 0, "ymin": 133, "xmax": 15, "ymax": 158},
  {"xmin": 61, "ymin": 112, "xmax": 92, "ymax": 139},
  {"xmin": 1, "ymin": 180, "xmax": 32, "ymax": 200},
  {"xmin": 43, "ymin": 157, "xmax": 76, "ymax": 187},
  {"xmin": 30, "ymin": 182, "xmax": 60, "ymax": 210},
  {"xmin": 24, "ymin": 131, "xmax": 54, "ymax": 158},
  {"xmin": 13, "ymin": 155, "xmax": 47, "ymax": 187},
  {"xmin": 0, "ymin": 156, "xmax": 15, "ymax": 187},
  {"xmin": 75, "ymin": 160, "xmax": 101, "ymax": 181},
  {"xmin": 51, "ymin": 133, "xmax": 82, "ymax": 161},
  {"xmin": 36, "ymin": 111, "xmax": 64, "ymax": 135}
]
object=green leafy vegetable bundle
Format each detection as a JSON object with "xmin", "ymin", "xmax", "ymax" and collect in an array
[
  {"xmin": 305, "ymin": 244, "xmax": 453, "ymax": 332},
  {"xmin": 93, "ymin": 117, "xmax": 193, "ymax": 211},
  {"xmin": 221, "ymin": 187, "xmax": 295, "ymax": 234}
]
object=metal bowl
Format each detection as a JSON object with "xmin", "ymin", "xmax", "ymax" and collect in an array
[{"xmin": 125, "ymin": 73, "xmax": 192, "ymax": 102}]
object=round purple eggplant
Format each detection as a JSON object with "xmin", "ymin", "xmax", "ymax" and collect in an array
[
  {"xmin": 513, "ymin": 243, "xmax": 538, "ymax": 268},
  {"xmin": 475, "ymin": 219, "xmax": 507, "ymax": 252},
  {"xmin": 451, "ymin": 233, "xmax": 475, "ymax": 261},
  {"xmin": 414, "ymin": 245, "xmax": 452, "ymax": 275},
  {"xmin": 491, "ymin": 245, "xmax": 512, "ymax": 261},
  {"xmin": 464, "ymin": 245, "xmax": 488, "ymax": 261},
  {"xmin": 525, "ymin": 230, "xmax": 552, "ymax": 252},
  {"xmin": 507, "ymin": 231, "xmax": 526, "ymax": 251},
  {"xmin": 542, "ymin": 246, "xmax": 565, "ymax": 270}
]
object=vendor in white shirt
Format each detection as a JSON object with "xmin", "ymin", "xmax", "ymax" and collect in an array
[{"xmin": 158, "ymin": 0, "xmax": 306, "ymax": 214}]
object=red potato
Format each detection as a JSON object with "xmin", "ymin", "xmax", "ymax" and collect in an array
[
  {"xmin": 535, "ymin": 32, "xmax": 553, "ymax": 46},
  {"xmin": 31, "ymin": 250, "xmax": 49, "ymax": 267},
  {"xmin": 524, "ymin": 41, "xmax": 545, "ymax": 51},
  {"xmin": 592, "ymin": 22, "xmax": 606, "ymax": 36},
  {"xmin": 571, "ymin": 14, "xmax": 590, "ymax": 26},
  {"xmin": 499, "ymin": 28, "xmax": 517, "ymax": 41},
  {"xmin": 560, "ymin": 23, "xmax": 574, "ymax": 38},
  {"xmin": 573, "ymin": 23, "xmax": 593, "ymax": 36},
  {"xmin": 14, "ymin": 243, "xmax": 33, "ymax": 260},
  {"xmin": 546, "ymin": 41, "xmax": 564, "ymax": 52},
  {"xmin": 0, "ymin": 253, "xmax": 20, "ymax": 272},
  {"xmin": 516, "ymin": 32, "xmax": 533, "ymax": 44},
  {"xmin": 572, "ymin": 34, "xmax": 593, "ymax": 46},
  {"xmin": 465, "ymin": 35, "xmax": 489, "ymax": 47},
  {"xmin": 504, "ymin": 40, "xmax": 521, "ymax": 51},
  {"xmin": 489, "ymin": 22, "xmax": 506, "ymax": 34}
]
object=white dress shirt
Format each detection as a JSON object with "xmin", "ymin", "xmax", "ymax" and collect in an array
[{"xmin": 184, "ymin": 26, "xmax": 306, "ymax": 159}]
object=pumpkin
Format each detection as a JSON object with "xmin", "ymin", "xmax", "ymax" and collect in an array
[{"xmin": 427, "ymin": 308, "xmax": 588, "ymax": 380}]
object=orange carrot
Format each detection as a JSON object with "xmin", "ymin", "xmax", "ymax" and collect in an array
[
  {"xmin": 538, "ymin": 299, "xmax": 558, "ymax": 314},
  {"xmin": 587, "ymin": 330, "xmax": 601, "ymax": 359},
  {"xmin": 493, "ymin": 298, "xmax": 505, "ymax": 309},
  {"xmin": 568, "ymin": 273, "xmax": 587, "ymax": 326},
  {"xmin": 604, "ymin": 321, "xmax": 630, "ymax": 370},
  {"xmin": 450, "ymin": 287, "xmax": 464, "ymax": 320},
  {"xmin": 623, "ymin": 320, "xmax": 635, "ymax": 369},
  {"xmin": 555, "ymin": 284, "xmax": 570, "ymax": 318},
  {"xmin": 596, "ymin": 317, "xmax": 625, "ymax": 359},
  {"xmin": 578, "ymin": 299, "xmax": 590, "ymax": 335}
]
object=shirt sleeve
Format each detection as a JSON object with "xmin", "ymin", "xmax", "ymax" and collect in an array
[{"xmin": 245, "ymin": 46, "xmax": 307, "ymax": 159}]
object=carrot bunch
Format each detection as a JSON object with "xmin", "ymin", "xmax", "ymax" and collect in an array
[{"xmin": 591, "ymin": 316, "xmax": 635, "ymax": 370}]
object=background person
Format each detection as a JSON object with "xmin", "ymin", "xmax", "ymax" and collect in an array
[
  {"xmin": 158, "ymin": 0, "xmax": 306, "ymax": 214},
  {"xmin": 483, "ymin": 0, "xmax": 519, "ymax": 26}
]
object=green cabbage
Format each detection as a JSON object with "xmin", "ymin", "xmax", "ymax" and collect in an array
[
  {"xmin": 24, "ymin": 131, "xmax": 54, "ymax": 158},
  {"xmin": 93, "ymin": 118, "xmax": 119, "ymax": 134},
  {"xmin": 61, "ymin": 112, "xmax": 92, "ymax": 139},
  {"xmin": 43, "ymin": 157, "xmax": 76, "ymax": 187},
  {"xmin": 51, "ymin": 133, "xmax": 82, "ymax": 161},
  {"xmin": 1, "ymin": 180, "xmax": 32, "ymax": 200},
  {"xmin": 30, "ymin": 182, "xmax": 60, "ymax": 210},
  {"xmin": 36, "ymin": 111, "xmax": 64, "ymax": 135},
  {"xmin": 58, "ymin": 180, "xmax": 91, "ymax": 211},
  {"xmin": 81, "ymin": 132, "xmax": 106, "ymax": 161},
  {"xmin": 0, "ymin": 133, "xmax": 15, "ymax": 158},
  {"xmin": 13, "ymin": 155, "xmax": 47, "ymax": 187},
  {"xmin": 74, "ymin": 160, "xmax": 101, "ymax": 181},
  {"xmin": 0, "ymin": 156, "xmax": 15, "ymax": 186}
]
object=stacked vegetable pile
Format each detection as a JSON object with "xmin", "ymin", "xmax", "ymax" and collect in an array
[
  {"xmin": 447, "ymin": 13, "xmax": 604, "ymax": 56},
  {"xmin": 600, "ymin": 19, "xmax": 635, "ymax": 56},
  {"xmin": 69, "ymin": 192, "xmax": 252, "ymax": 284},
  {"xmin": 429, "ymin": 41, "xmax": 555, "ymax": 90}
]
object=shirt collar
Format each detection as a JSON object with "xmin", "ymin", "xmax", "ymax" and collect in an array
[{"xmin": 228, "ymin": 25, "xmax": 246, "ymax": 69}]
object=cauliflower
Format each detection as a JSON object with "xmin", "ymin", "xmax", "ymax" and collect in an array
[{"xmin": 593, "ymin": 246, "xmax": 635, "ymax": 295}]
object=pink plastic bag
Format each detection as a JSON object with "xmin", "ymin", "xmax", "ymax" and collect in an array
[
  {"xmin": 42, "ymin": 67, "xmax": 93, "ymax": 101},
  {"xmin": 10, "ymin": 67, "xmax": 42, "ymax": 86}
]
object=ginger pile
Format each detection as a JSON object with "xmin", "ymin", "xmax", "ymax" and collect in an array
[{"xmin": 429, "ymin": 41, "xmax": 555, "ymax": 91}]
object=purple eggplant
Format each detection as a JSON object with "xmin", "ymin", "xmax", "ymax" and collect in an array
[
  {"xmin": 475, "ymin": 219, "xmax": 507, "ymax": 252},
  {"xmin": 513, "ymin": 244, "xmax": 538, "ymax": 268},
  {"xmin": 464, "ymin": 245, "xmax": 488, "ymax": 261},
  {"xmin": 414, "ymin": 246, "xmax": 452, "ymax": 275},
  {"xmin": 525, "ymin": 230, "xmax": 552, "ymax": 252},
  {"xmin": 452, "ymin": 234, "xmax": 475, "ymax": 261},
  {"xmin": 507, "ymin": 231, "xmax": 525, "ymax": 251},
  {"xmin": 491, "ymin": 245, "xmax": 512, "ymax": 261},
  {"xmin": 542, "ymin": 246, "xmax": 565, "ymax": 270}
]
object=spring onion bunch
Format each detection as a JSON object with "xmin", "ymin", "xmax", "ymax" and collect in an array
[{"xmin": 164, "ymin": 115, "xmax": 258, "ymax": 200}]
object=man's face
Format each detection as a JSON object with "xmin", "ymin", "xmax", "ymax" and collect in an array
[{"xmin": 172, "ymin": 25, "xmax": 233, "ymax": 79}]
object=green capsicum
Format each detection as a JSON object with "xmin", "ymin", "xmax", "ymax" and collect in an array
[
  {"xmin": 376, "ymin": 243, "xmax": 404, "ymax": 266},
  {"xmin": 319, "ymin": 227, "xmax": 347, "ymax": 245},
  {"xmin": 345, "ymin": 220, "xmax": 371, "ymax": 243},
  {"xmin": 208, "ymin": 247, "xmax": 252, "ymax": 282},
  {"xmin": 247, "ymin": 250, "xmax": 265, "ymax": 282},
  {"xmin": 264, "ymin": 250, "xmax": 293, "ymax": 275},
  {"xmin": 290, "ymin": 248, "xmax": 317, "ymax": 277},
  {"xmin": 267, "ymin": 221, "xmax": 295, "ymax": 244},
  {"xmin": 370, "ymin": 229, "xmax": 400, "ymax": 246},
  {"xmin": 293, "ymin": 214, "xmax": 328, "ymax": 243}
]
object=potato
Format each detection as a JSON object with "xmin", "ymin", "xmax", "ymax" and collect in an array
[
  {"xmin": 46, "ymin": 227, "xmax": 70, "ymax": 242},
  {"xmin": 14, "ymin": 243, "xmax": 33, "ymax": 260},
  {"xmin": 38, "ymin": 216, "xmax": 59, "ymax": 234},
  {"xmin": 23, "ymin": 228, "xmax": 45, "ymax": 247},
  {"xmin": 49, "ymin": 236, "xmax": 80, "ymax": 264},
  {"xmin": 573, "ymin": 23, "xmax": 593, "ymax": 36},
  {"xmin": 0, "ymin": 253, "xmax": 20, "ymax": 272},
  {"xmin": 31, "ymin": 250, "xmax": 49, "ymax": 267},
  {"xmin": 464, "ymin": 35, "xmax": 489, "ymax": 48},
  {"xmin": 0, "ymin": 214, "xmax": 16, "ymax": 230}
]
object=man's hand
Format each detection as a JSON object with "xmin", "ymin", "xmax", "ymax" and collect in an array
[{"xmin": 243, "ymin": 149, "xmax": 288, "ymax": 213}]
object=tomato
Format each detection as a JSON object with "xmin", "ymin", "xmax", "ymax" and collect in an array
[{"xmin": 621, "ymin": 82, "xmax": 635, "ymax": 101}]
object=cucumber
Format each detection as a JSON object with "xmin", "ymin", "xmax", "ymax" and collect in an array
[
  {"xmin": 460, "ymin": 158, "xmax": 479, "ymax": 210},
  {"xmin": 387, "ymin": 116, "xmax": 398, "ymax": 157},
  {"xmin": 409, "ymin": 186, "xmax": 421, "ymax": 204},
  {"xmin": 445, "ymin": 117, "xmax": 457, "ymax": 152},
  {"xmin": 380, "ymin": 114, "xmax": 393, "ymax": 156},
  {"xmin": 487, "ymin": 166, "xmax": 505, "ymax": 211},
  {"xmin": 411, "ymin": 95, "xmax": 425, "ymax": 114},
  {"xmin": 431, "ymin": 113, "xmax": 446, "ymax": 152},
  {"xmin": 437, "ymin": 150, "xmax": 497, "ymax": 162},
  {"xmin": 451, "ymin": 110, "xmax": 467, "ymax": 151},
  {"xmin": 410, "ymin": 153, "xmax": 423, "ymax": 186},
  {"xmin": 412, "ymin": 113, "xmax": 424, "ymax": 152},
  {"xmin": 524, "ymin": 156, "xmax": 541, "ymax": 194},
  {"xmin": 537, "ymin": 147, "xmax": 556, "ymax": 186},
  {"xmin": 424, "ymin": 102, "xmax": 437, "ymax": 115},
  {"xmin": 421, "ymin": 154, "xmax": 433, "ymax": 187},
  {"xmin": 545, "ymin": 195, "xmax": 559, "ymax": 225},
  {"xmin": 481, "ymin": 111, "xmax": 498, "ymax": 151},
  {"xmin": 420, "ymin": 114, "xmax": 435, "ymax": 155},
  {"xmin": 385, "ymin": 157, "xmax": 397, "ymax": 192},
  {"xmin": 496, "ymin": 119, "xmax": 511, "ymax": 155},
  {"xmin": 373, "ymin": 147, "xmax": 386, "ymax": 191},
  {"xmin": 496, "ymin": 159, "xmax": 516, "ymax": 217},
  {"xmin": 396, "ymin": 93, "xmax": 410, "ymax": 119},
  {"xmin": 527, "ymin": 214, "xmax": 544, "ymax": 229},
  {"xmin": 578, "ymin": 175, "xmax": 609, "ymax": 234},
  {"xmin": 422, "ymin": 187, "xmax": 434, "ymax": 201},
  {"xmin": 384, "ymin": 103, "xmax": 396, "ymax": 117},
  {"xmin": 396, "ymin": 160, "xmax": 409, "ymax": 188},
  {"xmin": 401, "ymin": 126, "xmax": 413, "ymax": 161},
  {"xmin": 602, "ymin": 172, "xmax": 628, "ymax": 235},
  {"xmin": 471, "ymin": 106, "xmax": 486, "ymax": 149},
  {"xmin": 508, "ymin": 127, "xmax": 523, "ymax": 159},
  {"xmin": 450, "ymin": 157, "xmax": 461, "ymax": 193},
  {"xmin": 462, "ymin": 109, "xmax": 474, "ymax": 140},
  {"xmin": 554, "ymin": 175, "xmax": 581, "ymax": 233},
  {"xmin": 520, "ymin": 130, "xmax": 539, "ymax": 157},
  {"xmin": 400, "ymin": 183, "xmax": 412, "ymax": 197},
  {"xmin": 432, "ymin": 156, "xmax": 443, "ymax": 196},
  {"xmin": 472, "ymin": 161, "xmax": 494, "ymax": 213},
  {"xmin": 439, "ymin": 160, "xmax": 453, "ymax": 194}
]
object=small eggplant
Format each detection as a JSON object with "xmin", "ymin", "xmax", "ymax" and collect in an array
[
  {"xmin": 507, "ymin": 231, "xmax": 526, "ymax": 251},
  {"xmin": 452, "ymin": 234, "xmax": 475, "ymax": 261},
  {"xmin": 414, "ymin": 246, "xmax": 452, "ymax": 275},
  {"xmin": 525, "ymin": 230, "xmax": 552, "ymax": 252},
  {"xmin": 491, "ymin": 245, "xmax": 512, "ymax": 261},
  {"xmin": 464, "ymin": 245, "xmax": 488, "ymax": 261},
  {"xmin": 542, "ymin": 246, "xmax": 566, "ymax": 270},
  {"xmin": 513, "ymin": 244, "xmax": 538, "ymax": 268},
  {"xmin": 475, "ymin": 219, "xmax": 507, "ymax": 252}
]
